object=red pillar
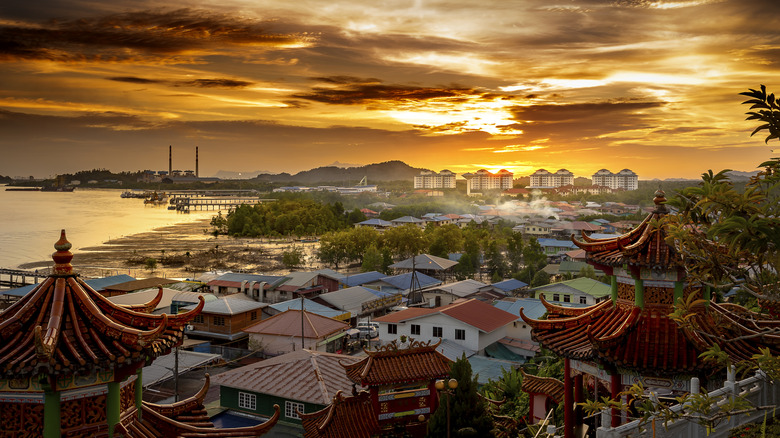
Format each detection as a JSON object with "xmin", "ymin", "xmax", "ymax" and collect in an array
[
  {"xmin": 610, "ymin": 373, "xmax": 621, "ymax": 428},
  {"xmin": 564, "ymin": 358, "xmax": 573, "ymax": 438},
  {"xmin": 574, "ymin": 374, "xmax": 583, "ymax": 428},
  {"xmin": 528, "ymin": 392, "xmax": 535, "ymax": 423}
]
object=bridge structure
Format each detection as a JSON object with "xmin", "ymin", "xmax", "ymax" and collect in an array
[
  {"xmin": 169, "ymin": 195, "xmax": 276, "ymax": 212},
  {"xmin": 0, "ymin": 268, "xmax": 46, "ymax": 289}
]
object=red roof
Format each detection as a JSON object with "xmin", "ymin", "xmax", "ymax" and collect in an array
[
  {"xmin": 375, "ymin": 299, "xmax": 516, "ymax": 333},
  {"xmin": 343, "ymin": 339, "xmax": 451, "ymax": 386},
  {"xmin": 520, "ymin": 370, "xmax": 564, "ymax": 403},
  {"xmin": 300, "ymin": 391, "xmax": 378, "ymax": 438},
  {"xmin": 243, "ymin": 309, "xmax": 348, "ymax": 339}
]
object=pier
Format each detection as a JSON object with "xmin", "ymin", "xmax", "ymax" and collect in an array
[
  {"xmin": 169, "ymin": 194, "xmax": 276, "ymax": 212},
  {"xmin": 0, "ymin": 268, "xmax": 45, "ymax": 289}
]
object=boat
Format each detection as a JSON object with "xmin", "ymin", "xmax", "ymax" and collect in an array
[
  {"xmin": 144, "ymin": 191, "xmax": 169, "ymax": 205},
  {"xmin": 121, "ymin": 190, "xmax": 148, "ymax": 198},
  {"xmin": 40, "ymin": 186, "xmax": 75, "ymax": 192},
  {"xmin": 5, "ymin": 187, "xmax": 41, "ymax": 191}
]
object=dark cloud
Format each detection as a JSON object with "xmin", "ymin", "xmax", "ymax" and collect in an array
[
  {"xmin": 512, "ymin": 100, "xmax": 665, "ymax": 122},
  {"xmin": 294, "ymin": 81, "xmax": 483, "ymax": 105},
  {"xmin": 0, "ymin": 8, "xmax": 308, "ymax": 63},
  {"xmin": 174, "ymin": 79, "xmax": 253, "ymax": 88},
  {"xmin": 310, "ymin": 76, "xmax": 382, "ymax": 85},
  {"xmin": 108, "ymin": 76, "xmax": 161, "ymax": 84}
]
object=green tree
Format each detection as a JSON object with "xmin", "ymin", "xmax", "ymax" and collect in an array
[
  {"xmin": 361, "ymin": 244, "xmax": 384, "ymax": 272},
  {"xmin": 427, "ymin": 224, "xmax": 464, "ymax": 259},
  {"xmin": 531, "ymin": 270, "xmax": 550, "ymax": 287},
  {"xmin": 383, "ymin": 224, "xmax": 428, "ymax": 259},
  {"xmin": 281, "ymin": 246, "xmax": 305, "ymax": 269},
  {"xmin": 505, "ymin": 231, "xmax": 524, "ymax": 273},
  {"xmin": 427, "ymin": 355, "xmax": 493, "ymax": 437}
]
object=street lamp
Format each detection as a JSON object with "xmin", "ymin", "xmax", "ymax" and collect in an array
[{"xmin": 435, "ymin": 378, "xmax": 458, "ymax": 438}]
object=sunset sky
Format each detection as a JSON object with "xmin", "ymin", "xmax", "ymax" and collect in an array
[{"xmin": 1, "ymin": 0, "xmax": 778, "ymax": 180}]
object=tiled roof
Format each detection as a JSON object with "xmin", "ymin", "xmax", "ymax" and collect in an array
[
  {"xmin": 343, "ymin": 339, "xmax": 452, "ymax": 386},
  {"xmin": 0, "ymin": 231, "xmax": 204, "ymax": 379},
  {"xmin": 376, "ymin": 299, "xmax": 516, "ymax": 333},
  {"xmin": 300, "ymin": 391, "xmax": 378, "ymax": 438},
  {"xmin": 520, "ymin": 370, "xmax": 565, "ymax": 403},
  {"xmin": 213, "ymin": 350, "xmax": 363, "ymax": 405},
  {"xmin": 389, "ymin": 254, "xmax": 459, "ymax": 271},
  {"xmin": 243, "ymin": 309, "xmax": 348, "ymax": 339}
]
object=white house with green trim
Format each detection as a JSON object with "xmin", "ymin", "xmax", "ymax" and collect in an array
[{"xmin": 528, "ymin": 277, "xmax": 611, "ymax": 305}]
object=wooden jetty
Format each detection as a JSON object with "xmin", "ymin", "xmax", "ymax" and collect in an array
[
  {"xmin": 0, "ymin": 268, "xmax": 46, "ymax": 289},
  {"xmin": 169, "ymin": 195, "xmax": 276, "ymax": 212}
]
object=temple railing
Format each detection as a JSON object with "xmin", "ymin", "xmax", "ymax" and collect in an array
[{"xmin": 597, "ymin": 368, "xmax": 780, "ymax": 438}]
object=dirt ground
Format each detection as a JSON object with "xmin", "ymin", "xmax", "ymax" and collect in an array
[{"xmin": 19, "ymin": 218, "xmax": 326, "ymax": 279}]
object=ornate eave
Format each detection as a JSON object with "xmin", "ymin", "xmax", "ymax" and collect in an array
[
  {"xmin": 299, "ymin": 391, "xmax": 378, "ymax": 438},
  {"xmin": 0, "ymin": 230, "xmax": 204, "ymax": 380},
  {"xmin": 342, "ymin": 339, "xmax": 451, "ymax": 387},
  {"xmin": 520, "ymin": 369, "xmax": 564, "ymax": 404}
]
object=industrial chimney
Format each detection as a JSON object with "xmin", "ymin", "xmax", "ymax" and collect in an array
[
  {"xmin": 168, "ymin": 145, "xmax": 172, "ymax": 176},
  {"xmin": 196, "ymin": 146, "xmax": 199, "ymax": 178}
]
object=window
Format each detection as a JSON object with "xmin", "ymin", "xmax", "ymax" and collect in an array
[
  {"xmin": 250, "ymin": 311, "xmax": 258, "ymax": 321},
  {"xmin": 192, "ymin": 315, "xmax": 204, "ymax": 324},
  {"xmin": 388, "ymin": 324, "xmax": 397, "ymax": 334},
  {"xmin": 455, "ymin": 329, "xmax": 465, "ymax": 340},
  {"xmin": 285, "ymin": 401, "xmax": 305, "ymax": 419},
  {"xmin": 580, "ymin": 296, "xmax": 587, "ymax": 304},
  {"xmin": 213, "ymin": 316, "xmax": 225, "ymax": 326},
  {"xmin": 563, "ymin": 295, "xmax": 571, "ymax": 303},
  {"xmin": 552, "ymin": 294, "xmax": 560, "ymax": 302},
  {"xmin": 411, "ymin": 324, "xmax": 420, "ymax": 335},
  {"xmin": 238, "ymin": 392, "xmax": 256, "ymax": 410},
  {"xmin": 432, "ymin": 326, "xmax": 442, "ymax": 337}
]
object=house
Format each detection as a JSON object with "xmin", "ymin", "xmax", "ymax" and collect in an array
[
  {"xmin": 493, "ymin": 298, "xmax": 552, "ymax": 341},
  {"xmin": 354, "ymin": 218, "xmax": 392, "ymax": 230},
  {"xmin": 362, "ymin": 271, "xmax": 442, "ymax": 296},
  {"xmin": 206, "ymin": 272, "xmax": 287, "ymax": 300},
  {"xmin": 528, "ymin": 277, "xmax": 611, "ymax": 305},
  {"xmin": 273, "ymin": 270, "xmax": 343, "ymax": 300},
  {"xmin": 390, "ymin": 216, "xmax": 425, "ymax": 228},
  {"xmin": 418, "ymin": 279, "xmax": 488, "ymax": 307},
  {"xmin": 537, "ymin": 238, "xmax": 579, "ymax": 259},
  {"xmin": 268, "ymin": 297, "xmax": 350, "ymax": 321},
  {"xmin": 337, "ymin": 271, "xmax": 386, "ymax": 289},
  {"xmin": 477, "ymin": 278, "xmax": 529, "ymax": 297},
  {"xmin": 183, "ymin": 294, "xmax": 270, "ymax": 342},
  {"xmin": 213, "ymin": 349, "xmax": 363, "ymax": 425},
  {"xmin": 314, "ymin": 286, "xmax": 402, "ymax": 320},
  {"xmin": 242, "ymin": 309, "xmax": 349, "ymax": 355},
  {"xmin": 373, "ymin": 299, "xmax": 517, "ymax": 355},
  {"xmin": 388, "ymin": 254, "xmax": 458, "ymax": 281}
]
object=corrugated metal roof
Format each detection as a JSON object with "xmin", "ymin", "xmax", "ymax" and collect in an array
[
  {"xmin": 376, "ymin": 299, "xmax": 516, "ymax": 333},
  {"xmin": 212, "ymin": 350, "xmax": 363, "ymax": 405},
  {"xmin": 316, "ymin": 286, "xmax": 393, "ymax": 315},
  {"xmin": 182, "ymin": 295, "xmax": 267, "ymax": 315},
  {"xmin": 339, "ymin": 271, "xmax": 386, "ymax": 287},
  {"xmin": 269, "ymin": 298, "xmax": 349, "ymax": 320},
  {"xmin": 389, "ymin": 254, "xmax": 458, "ymax": 270},
  {"xmin": 489, "ymin": 279, "xmax": 528, "ymax": 292},
  {"xmin": 436, "ymin": 339, "xmax": 476, "ymax": 361},
  {"xmin": 529, "ymin": 277, "xmax": 610, "ymax": 298},
  {"xmin": 493, "ymin": 298, "xmax": 546, "ymax": 321},
  {"xmin": 421, "ymin": 279, "xmax": 487, "ymax": 298},
  {"xmin": 374, "ymin": 272, "xmax": 441, "ymax": 291},
  {"xmin": 142, "ymin": 350, "xmax": 221, "ymax": 388}
]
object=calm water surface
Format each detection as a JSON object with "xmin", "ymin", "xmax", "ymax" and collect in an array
[{"xmin": 0, "ymin": 186, "xmax": 213, "ymax": 269}]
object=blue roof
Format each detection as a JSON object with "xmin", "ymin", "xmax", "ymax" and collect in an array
[
  {"xmin": 377, "ymin": 271, "xmax": 441, "ymax": 291},
  {"xmin": 340, "ymin": 271, "xmax": 387, "ymax": 287},
  {"xmin": 269, "ymin": 298, "xmax": 347, "ymax": 319},
  {"xmin": 468, "ymin": 355, "xmax": 521, "ymax": 386},
  {"xmin": 357, "ymin": 218, "xmax": 392, "ymax": 227},
  {"xmin": 391, "ymin": 216, "xmax": 424, "ymax": 223},
  {"xmin": 494, "ymin": 298, "xmax": 548, "ymax": 321},
  {"xmin": 490, "ymin": 279, "xmax": 528, "ymax": 292},
  {"xmin": 1, "ymin": 274, "xmax": 136, "ymax": 298},
  {"xmin": 537, "ymin": 238, "xmax": 578, "ymax": 249},
  {"xmin": 214, "ymin": 272, "xmax": 286, "ymax": 285}
]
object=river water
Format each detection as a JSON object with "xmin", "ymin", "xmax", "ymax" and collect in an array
[{"xmin": 0, "ymin": 186, "xmax": 213, "ymax": 269}]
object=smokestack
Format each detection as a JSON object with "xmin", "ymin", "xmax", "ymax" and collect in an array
[
  {"xmin": 168, "ymin": 145, "xmax": 172, "ymax": 176},
  {"xmin": 196, "ymin": 146, "xmax": 199, "ymax": 178}
]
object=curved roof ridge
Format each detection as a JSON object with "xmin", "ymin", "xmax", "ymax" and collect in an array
[{"xmin": 141, "ymin": 402, "xmax": 280, "ymax": 435}]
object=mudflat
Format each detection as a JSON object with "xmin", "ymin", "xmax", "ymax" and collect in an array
[{"xmin": 20, "ymin": 219, "xmax": 323, "ymax": 279}]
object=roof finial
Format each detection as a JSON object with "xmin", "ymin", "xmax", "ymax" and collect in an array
[
  {"xmin": 653, "ymin": 188, "xmax": 668, "ymax": 213},
  {"xmin": 52, "ymin": 229, "xmax": 73, "ymax": 275}
]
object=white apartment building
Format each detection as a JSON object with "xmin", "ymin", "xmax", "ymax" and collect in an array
[
  {"xmin": 462, "ymin": 169, "xmax": 513, "ymax": 194},
  {"xmin": 413, "ymin": 170, "xmax": 457, "ymax": 189},
  {"xmin": 592, "ymin": 168, "xmax": 638, "ymax": 191},
  {"xmin": 529, "ymin": 169, "xmax": 574, "ymax": 188}
]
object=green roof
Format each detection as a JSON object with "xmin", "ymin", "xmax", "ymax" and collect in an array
[{"xmin": 530, "ymin": 277, "xmax": 611, "ymax": 298}]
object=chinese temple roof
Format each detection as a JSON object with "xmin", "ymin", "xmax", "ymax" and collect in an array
[
  {"xmin": 0, "ymin": 230, "xmax": 204, "ymax": 380},
  {"xmin": 520, "ymin": 369, "xmax": 564, "ymax": 404},
  {"xmin": 299, "ymin": 390, "xmax": 378, "ymax": 438},
  {"xmin": 521, "ymin": 190, "xmax": 780, "ymax": 375},
  {"xmin": 120, "ymin": 374, "xmax": 279, "ymax": 437},
  {"xmin": 342, "ymin": 339, "xmax": 452, "ymax": 386},
  {"xmin": 571, "ymin": 190, "xmax": 682, "ymax": 274}
]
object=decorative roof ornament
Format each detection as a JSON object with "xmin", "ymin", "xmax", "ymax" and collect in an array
[{"xmin": 52, "ymin": 229, "xmax": 73, "ymax": 275}]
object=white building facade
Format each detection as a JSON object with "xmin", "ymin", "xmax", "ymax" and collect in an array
[
  {"xmin": 413, "ymin": 170, "xmax": 457, "ymax": 189},
  {"xmin": 529, "ymin": 169, "xmax": 574, "ymax": 188},
  {"xmin": 462, "ymin": 169, "xmax": 513, "ymax": 194},
  {"xmin": 592, "ymin": 168, "xmax": 638, "ymax": 191}
]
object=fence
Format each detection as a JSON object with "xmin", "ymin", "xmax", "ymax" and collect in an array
[{"xmin": 597, "ymin": 368, "xmax": 780, "ymax": 438}]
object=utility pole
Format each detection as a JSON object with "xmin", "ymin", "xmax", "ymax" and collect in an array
[{"xmin": 301, "ymin": 293, "xmax": 305, "ymax": 350}]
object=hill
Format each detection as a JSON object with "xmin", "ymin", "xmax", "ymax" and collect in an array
[{"xmin": 251, "ymin": 160, "xmax": 427, "ymax": 184}]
